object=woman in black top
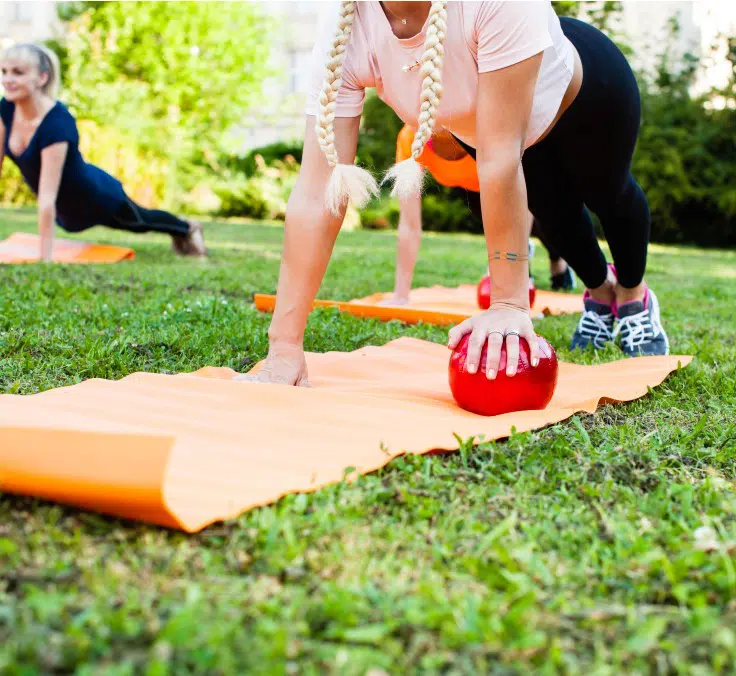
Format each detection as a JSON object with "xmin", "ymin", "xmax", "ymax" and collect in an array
[{"xmin": 0, "ymin": 43, "xmax": 206, "ymax": 259}]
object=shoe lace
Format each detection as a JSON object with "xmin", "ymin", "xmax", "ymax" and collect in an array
[
  {"xmin": 577, "ymin": 309, "xmax": 614, "ymax": 347},
  {"xmin": 613, "ymin": 309, "xmax": 654, "ymax": 350}
]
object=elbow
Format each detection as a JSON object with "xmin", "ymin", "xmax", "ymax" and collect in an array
[
  {"xmin": 286, "ymin": 184, "xmax": 343, "ymax": 228},
  {"xmin": 398, "ymin": 210, "xmax": 422, "ymax": 232},
  {"xmin": 38, "ymin": 201, "xmax": 56, "ymax": 219},
  {"xmin": 476, "ymin": 152, "xmax": 522, "ymax": 188}
]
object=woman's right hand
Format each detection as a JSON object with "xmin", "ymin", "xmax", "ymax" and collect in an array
[
  {"xmin": 235, "ymin": 341, "xmax": 310, "ymax": 387},
  {"xmin": 39, "ymin": 239, "xmax": 53, "ymax": 262}
]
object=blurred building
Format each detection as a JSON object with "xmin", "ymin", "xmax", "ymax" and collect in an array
[
  {"xmin": 232, "ymin": 1, "xmax": 323, "ymax": 152},
  {"xmin": 0, "ymin": 1, "xmax": 61, "ymax": 47}
]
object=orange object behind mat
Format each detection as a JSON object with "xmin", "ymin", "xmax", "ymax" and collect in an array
[
  {"xmin": 0, "ymin": 232, "xmax": 135, "ymax": 264},
  {"xmin": 0, "ymin": 338, "xmax": 690, "ymax": 532},
  {"xmin": 254, "ymin": 285, "xmax": 582, "ymax": 327},
  {"xmin": 396, "ymin": 124, "xmax": 480, "ymax": 192}
]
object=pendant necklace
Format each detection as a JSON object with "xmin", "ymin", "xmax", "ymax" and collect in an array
[{"xmin": 383, "ymin": 2, "xmax": 408, "ymax": 25}]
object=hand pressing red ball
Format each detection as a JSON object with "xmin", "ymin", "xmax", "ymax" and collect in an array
[
  {"xmin": 449, "ymin": 334, "xmax": 558, "ymax": 416},
  {"xmin": 476, "ymin": 275, "xmax": 537, "ymax": 310}
]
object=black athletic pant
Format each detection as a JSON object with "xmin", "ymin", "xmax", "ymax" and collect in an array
[
  {"xmin": 463, "ymin": 17, "xmax": 650, "ymax": 290},
  {"xmin": 531, "ymin": 219, "xmax": 562, "ymax": 263},
  {"xmin": 110, "ymin": 198, "xmax": 190, "ymax": 237}
]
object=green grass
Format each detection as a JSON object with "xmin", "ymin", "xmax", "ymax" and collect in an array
[{"xmin": 0, "ymin": 206, "xmax": 735, "ymax": 674}]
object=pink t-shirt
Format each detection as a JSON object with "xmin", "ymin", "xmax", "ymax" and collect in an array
[{"xmin": 305, "ymin": 1, "xmax": 575, "ymax": 149}]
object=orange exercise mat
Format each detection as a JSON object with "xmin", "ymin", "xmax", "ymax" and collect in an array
[
  {"xmin": 0, "ymin": 232, "xmax": 135, "ymax": 263},
  {"xmin": 0, "ymin": 338, "xmax": 690, "ymax": 532},
  {"xmin": 254, "ymin": 285, "xmax": 582, "ymax": 327}
]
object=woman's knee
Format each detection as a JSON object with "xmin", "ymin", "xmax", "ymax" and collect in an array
[{"xmin": 588, "ymin": 174, "xmax": 650, "ymax": 222}]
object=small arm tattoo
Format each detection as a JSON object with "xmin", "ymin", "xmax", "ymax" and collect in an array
[{"xmin": 490, "ymin": 251, "xmax": 529, "ymax": 262}]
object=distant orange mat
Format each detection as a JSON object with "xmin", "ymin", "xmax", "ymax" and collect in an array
[
  {"xmin": 254, "ymin": 285, "xmax": 582, "ymax": 326},
  {"xmin": 0, "ymin": 232, "xmax": 135, "ymax": 263},
  {"xmin": 0, "ymin": 338, "xmax": 690, "ymax": 532}
]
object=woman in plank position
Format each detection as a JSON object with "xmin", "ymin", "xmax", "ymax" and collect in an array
[
  {"xmin": 388, "ymin": 123, "xmax": 575, "ymax": 305},
  {"xmin": 244, "ymin": 1, "xmax": 668, "ymax": 387},
  {"xmin": 0, "ymin": 43, "xmax": 206, "ymax": 260}
]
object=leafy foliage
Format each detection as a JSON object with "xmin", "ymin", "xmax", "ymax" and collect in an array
[
  {"xmin": 633, "ymin": 38, "xmax": 736, "ymax": 246},
  {"xmin": 59, "ymin": 1, "xmax": 272, "ymax": 200},
  {"xmin": 222, "ymin": 140, "xmax": 304, "ymax": 179},
  {"xmin": 213, "ymin": 155, "xmax": 299, "ymax": 221}
]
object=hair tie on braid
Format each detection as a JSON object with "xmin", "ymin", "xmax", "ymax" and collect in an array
[
  {"xmin": 383, "ymin": 0, "xmax": 448, "ymax": 199},
  {"xmin": 317, "ymin": 1, "xmax": 378, "ymax": 216}
]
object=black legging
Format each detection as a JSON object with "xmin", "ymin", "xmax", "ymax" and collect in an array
[
  {"xmin": 110, "ymin": 198, "xmax": 190, "ymax": 237},
  {"xmin": 463, "ymin": 17, "xmax": 650, "ymax": 290},
  {"xmin": 531, "ymin": 219, "xmax": 562, "ymax": 263}
]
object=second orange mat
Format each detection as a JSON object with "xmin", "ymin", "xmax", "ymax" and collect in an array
[
  {"xmin": 255, "ymin": 285, "xmax": 582, "ymax": 326},
  {"xmin": 0, "ymin": 232, "xmax": 135, "ymax": 263},
  {"xmin": 0, "ymin": 338, "xmax": 690, "ymax": 532}
]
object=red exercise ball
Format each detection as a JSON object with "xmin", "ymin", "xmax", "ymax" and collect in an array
[
  {"xmin": 448, "ymin": 334, "xmax": 558, "ymax": 416},
  {"xmin": 529, "ymin": 277, "xmax": 536, "ymax": 308},
  {"xmin": 477, "ymin": 275, "xmax": 491, "ymax": 309},
  {"xmin": 477, "ymin": 275, "xmax": 537, "ymax": 310}
]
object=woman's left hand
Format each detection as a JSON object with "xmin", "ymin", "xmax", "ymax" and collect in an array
[{"xmin": 447, "ymin": 304, "xmax": 539, "ymax": 379}]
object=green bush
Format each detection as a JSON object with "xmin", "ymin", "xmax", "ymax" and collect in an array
[
  {"xmin": 0, "ymin": 162, "xmax": 36, "ymax": 207},
  {"xmin": 58, "ymin": 1, "xmax": 271, "ymax": 206},
  {"xmin": 212, "ymin": 156, "xmax": 299, "ymax": 220},
  {"xmin": 360, "ymin": 185, "xmax": 483, "ymax": 234},
  {"xmin": 632, "ymin": 49, "xmax": 736, "ymax": 246},
  {"xmin": 223, "ymin": 140, "xmax": 304, "ymax": 178},
  {"xmin": 214, "ymin": 176, "xmax": 272, "ymax": 219},
  {"xmin": 360, "ymin": 197, "xmax": 400, "ymax": 230},
  {"xmin": 421, "ymin": 189, "xmax": 483, "ymax": 233}
]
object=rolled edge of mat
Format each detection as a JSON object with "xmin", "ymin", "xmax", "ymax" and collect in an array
[{"xmin": 0, "ymin": 427, "xmax": 179, "ymax": 529}]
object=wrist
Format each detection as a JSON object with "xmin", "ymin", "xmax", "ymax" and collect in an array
[
  {"xmin": 490, "ymin": 300, "xmax": 529, "ymax": 314},
  {"xmin": 268, "ymin": 326, "xmax": 304, "ymax": 350}
]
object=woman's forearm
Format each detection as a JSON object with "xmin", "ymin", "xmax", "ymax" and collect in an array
[
  {"xmin": 268, "ymin": 190, "xmax": 345, "ymax": 345},
  {"xmin": 393, "ymin": 194, "xmax": 423, "ymax": 299},
  {"xmin": 37, "ymin": 203, "xmax": 56, "ymax": 261},
  {"xmin": 394, "ymin": 225, "xmax": 422, "ymax": 299},
  {"xmin": 477, "ymin": 155, "xmax": 531, "ymax": 310}
]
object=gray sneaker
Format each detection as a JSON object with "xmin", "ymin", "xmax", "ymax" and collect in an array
[
  {"xmin": 570, "ymin": 293, "xmax": 615, "ymax": 351},
  {"xmin": 613, "ymin": 288, "xmax": 669, "ymax": 357}
]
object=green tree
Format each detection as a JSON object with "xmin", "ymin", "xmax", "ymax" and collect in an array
[
  {"xmin": 552, "ymin": 1, "xmax": 622, "ymax": 32},
  {"xmin": 58, "ymin": 1, "xmax": 271, "ymax": 201},
  {"xmin": 632, "ymin": 24, "xmax": 736, "ymax": 246}
]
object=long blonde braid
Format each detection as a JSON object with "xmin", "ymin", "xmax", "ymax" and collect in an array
[
  {"xmin": 383, "ymin": 1, "xmax": 448, "ymax": 198},
  {"xmin": 317, "ymin": 1, "xmax": 378, "ymax": 215}
]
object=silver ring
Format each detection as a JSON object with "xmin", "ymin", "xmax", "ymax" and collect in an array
[
  {"xmin": 504, "ymin": 330, "xmax": 520, "ymax": 337},
  {"xmin": 488, "ymin": 331, "xmax": 504, "ymax": 337}
]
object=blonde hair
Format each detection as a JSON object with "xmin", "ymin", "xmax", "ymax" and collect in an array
[
  {"xmin": 316, "ymin": 1, "xmax": 378, "ymax": 216},
  {"xmin": 2, "ymin": 42, "xmax": 61, "ymax": 98},
  {"xmin": 383, "ymin": 1, "xmax": 448, "ymax": 199},
  {"xmin": 317, "ymin": 1, "xmax": 448, "ymax": 211}
]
